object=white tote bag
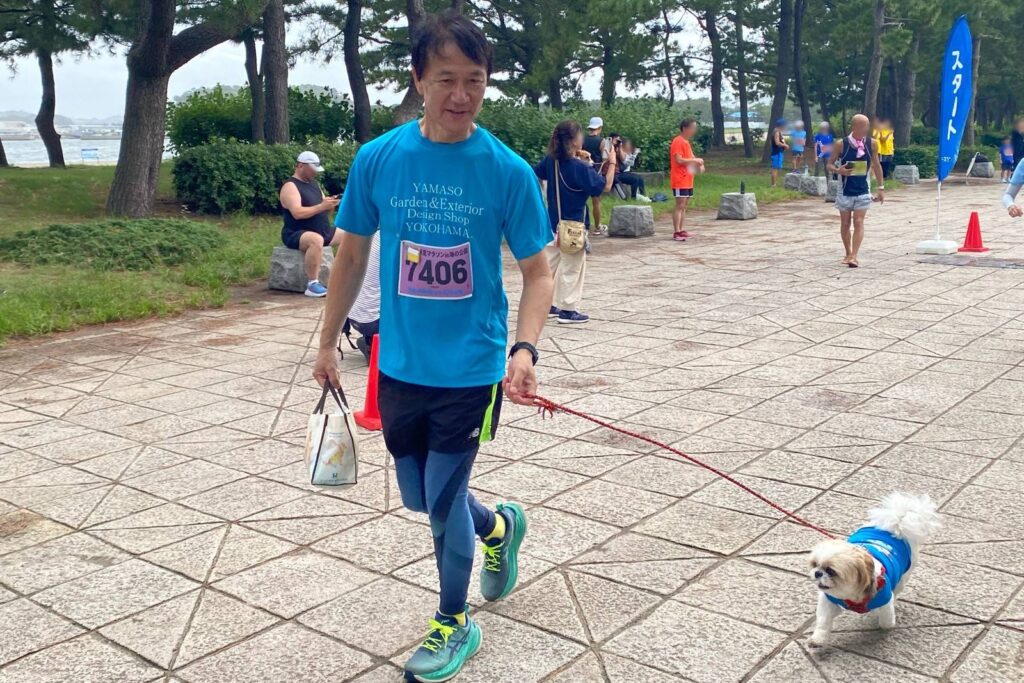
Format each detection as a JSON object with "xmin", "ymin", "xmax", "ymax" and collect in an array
[{"xmin": 304, "ymin": 383, "xmax": 359, "ymax": 487}]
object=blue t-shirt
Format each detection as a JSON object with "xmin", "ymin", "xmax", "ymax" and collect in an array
[
  {"xmin": 790, "ymin": 130, "xmax": 807, "ymax": 151},
  {"xmin": 826, "ymin": 526, "xmax": 912, "ymax": 613},
  {"xmin": 1001, "ymin": 143, "xmax": 1014, "ymax": 164},
  {"xmin": 814, "ymin": 133, "xmax": 834, "ymax": 158},
  {"xmin": 534, "ymin": 156, "xmax": 606, "ymax": 231},
  {"xmin": 335, "ymin": 121, "xmax": 550, "ymax": 388}
]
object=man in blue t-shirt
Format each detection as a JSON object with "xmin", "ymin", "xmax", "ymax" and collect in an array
[{"xmin": 312, "ymin": 11, "xmax": 553, "ymax": 683}]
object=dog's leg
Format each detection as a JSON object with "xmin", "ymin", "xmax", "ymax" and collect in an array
[
  {"xmin": 878, "ymin": 599, "xmax": 896, "ymax": 630},
  {"xmin": 809, "ymin": 593, "xmax": 843, "ymax": 647}
]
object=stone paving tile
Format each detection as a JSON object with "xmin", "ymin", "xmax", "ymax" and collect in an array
[
  {"xmin": 178, "ymin": 622, "xmax": 374, "ymax": 683},
  {"xmin": 33, "ymin": 558, "xmax": 198, "ymax": 628},
  {"xmin": 213, "ymin": 549, "xmax": 375, "ymax": 618},
  {"xmin": 605, "ymin": 601, "xmax": 787, "ymax": 683},
  {"xmin": 0, "ymin": 531, "xmax": 129, "ymax": 593},
  {"xmin": 0, "ymin": 599, "xmax": 83, "ymax": 666},
  {"xmin": 0, "ymin": 634, "xmax": 161, "ymax": 683},
  {"xmin": 4, "ymin": 185, "xmax": 1024, "ymax": 681}
]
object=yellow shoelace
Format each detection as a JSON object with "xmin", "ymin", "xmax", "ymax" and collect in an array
[
  {"xmin": 481, "ymin": 542, "xmax": 503, "ymax": 572},
  {"xmin": 421, "ymin": 619, "xmax": 456, "ymax": 653}
]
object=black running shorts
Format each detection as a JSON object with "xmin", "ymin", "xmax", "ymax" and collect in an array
[{"xmin": 377, "ymin": 373, "xmax": 503, "ymax": 456}]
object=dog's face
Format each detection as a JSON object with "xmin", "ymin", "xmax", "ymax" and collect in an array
[{"xmin": 808, "ymin": 539, "xmax": 877, "ymax": 601}]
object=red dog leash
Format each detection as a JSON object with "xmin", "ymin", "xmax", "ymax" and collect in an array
[{"xmin": 529, "ymin": 395, "xmax": 837, "ymax": 540}]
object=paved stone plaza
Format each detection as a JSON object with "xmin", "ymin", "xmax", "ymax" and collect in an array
[{"xmin": 1, "ymin": 181, "xmax": 1023, "ymax": 682}]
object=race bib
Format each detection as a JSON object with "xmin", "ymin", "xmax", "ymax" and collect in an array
[
  {"xmin": 398, "ymin": 241, "xmax": 473, "ymax": 300},
  {"xmin": 848, "ymin": 160, "xmax": 868, "ymax": 176}
]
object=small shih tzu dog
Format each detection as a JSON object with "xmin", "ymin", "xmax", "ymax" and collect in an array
[{"xmin": 807, "ymin": 492, "xmax": 941, "ymax": 646}]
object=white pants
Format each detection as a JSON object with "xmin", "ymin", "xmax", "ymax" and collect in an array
[{"xmin": 544, "ymin": 241, "xmax": 587, "ymax": 311}]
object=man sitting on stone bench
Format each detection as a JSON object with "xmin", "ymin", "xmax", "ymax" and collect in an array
[{"xmin": 280, "ymin": 151, "xmax": 341, "ymax": 297}]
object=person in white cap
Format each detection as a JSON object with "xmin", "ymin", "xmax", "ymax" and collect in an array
[
  {"xmin": 279, "ymin": 151, "xmax": 341, "ymax": 297},
  {"xmin": 581, "ymin": 116, "xmax": 615, "ymax": 234}
]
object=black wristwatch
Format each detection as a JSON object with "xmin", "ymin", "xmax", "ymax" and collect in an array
[{"xmin": 509, "ymin": 341, "xmax": 539, "ymax": 366}]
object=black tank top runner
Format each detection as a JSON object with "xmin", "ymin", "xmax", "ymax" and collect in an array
[
  {"xmin": 582, "ymin": 135, "xmax": 604, "ymax": 166},
  {"xmin": 839, "ymin": 135, "xmax": 872, "ymax": 197},
  {"xmin": 282, "ymin": 177, "xmax": 330, "ymax": 237}
]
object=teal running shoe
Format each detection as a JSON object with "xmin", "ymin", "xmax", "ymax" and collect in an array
[
  {"xmin": 404, "ymin": 610, "xmax": 482, "ymax": 683},
  {"xmin": 479, "ymin": 502, "xmax": 527, "ymax": 601}
]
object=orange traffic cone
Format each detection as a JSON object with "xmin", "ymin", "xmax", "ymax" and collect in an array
[
  {"xmin": 958, "ymin": 212, "xmax": 990, "ymax": 253},
  {"xmin": 354, "ymin": 335, "xmax": 382, "ymax": 431}
]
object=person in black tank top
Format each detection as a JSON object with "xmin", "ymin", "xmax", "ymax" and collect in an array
[
  {"xmin": 279, "ymin": 151, "xmax": 341, "ymax": 297},
  {"xmin": 829, "ymin": 114, "xmax": 885, "ymax": 269}
]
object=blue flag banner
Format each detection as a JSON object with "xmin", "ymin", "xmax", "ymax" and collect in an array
[{"xmin": 937, "ymin": 16, "xmax": 973, "ymax": 182}]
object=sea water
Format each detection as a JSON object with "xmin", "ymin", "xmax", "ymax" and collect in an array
[{"xmin": 2, "ymin": 139, "xmax": 174, "ymax": 166}]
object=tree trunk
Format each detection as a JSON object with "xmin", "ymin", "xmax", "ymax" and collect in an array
[
  {"xmin": 548, "ymin": 77, "xmax": 563, "ymax": 110},
  {"xmin": 601, "ymin": 43, "xmax": 617, "ymax": 106},
  {"xmin": 863, "ymin": 0, "xmax": 885, "ymax": 120},
  {"xmin": 661, "ymin": 7, "xmax": 675, "ymax": 107},
  {"xmin": 34, "ymin": 49, "xmax": 65, "ymax": 168},
  {"xmin": 262, "ymin": 0, "xmax": 289, "ymax": 143},
  {"xmin": 393, "ymin": 0, "xmax": 429, "ymax": 126},
  {"xmin": 0, "ymin": 138, "xmax": 8, "ymax": 167},
  {"xmin": 964, "ymin": 34, "xmax": 980, "ymax": 146},
  {"xmin": 106, "ymin": 72, "xmax": 172, "ymax": 217},
  {"xmin": 895, "ymin": 34, "xmax": 918, "ymax": 147},
  {"xmin": 705, "ymin": 9, "xmax": 725, "ymax": 148},
  {"xmin": 734, "ymin": 0, "xmax": 752, "ymax": 157},
  {"xmin": 243, "ymin": 31, "xmax": 265, "ymax": 142},
  {"xmin": 791, "ymin": 0, "xmax": 812, "ymax": 135},
  {"xmin": 345, "ymin": 0, "xmax": 373, "ymax": 142},
  {"xmin": 107, "ymin": 0, "xmax": 260, "ymax": 216},
  {"xmin": 762, "ymin": 0, "xmax": 793, "ymax": 162}
]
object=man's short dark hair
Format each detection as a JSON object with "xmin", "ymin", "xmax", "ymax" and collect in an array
[
  {"xmin": 411, "ymin": 11, "xmax": 494, "ymax": 79},
  {"xmin": 679, "ymin": 119, "xmax": 696, "ymax": 132}
]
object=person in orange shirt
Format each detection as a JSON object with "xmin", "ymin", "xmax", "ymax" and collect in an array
[{"xmin": 669, "ymin": 119, "xmax": 704, "ymax": 241}]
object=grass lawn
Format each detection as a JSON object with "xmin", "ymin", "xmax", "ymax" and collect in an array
[{"xmin": 0, "ymin": 163, "xmax": 280, "ymax": 345}]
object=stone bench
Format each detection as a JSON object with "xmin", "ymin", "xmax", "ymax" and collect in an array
[
  {"xmin": 783, "ymin": 172, "xmax": 804, "ymax": 191},
  {"xmin": 268, "ymin": 246, "xmax": 333, "ymax": 293},
  {"xmin": 717, "ymin": 193, "xmax": 757, "ymax": 220},
  {"xmin": 608, "ymin": 205, "xmax": 655, "ymax": 237},
  {"xmin": 893, "ymin": 165, "xmax": 920, "ymax": 185},
  {"xmin": 825, "ymin": 178, "xmax": 840, "ymax": 203},
  {"xmin": 799, "ymin": 175, "xmax": 828, "ymax": 196}
]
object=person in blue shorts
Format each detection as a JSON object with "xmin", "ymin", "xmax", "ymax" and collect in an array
[
  {"xmin": 1000, "ymin": 136, "xmax": 1015, "ymax": 183},
  {"xmin": 790, "ymin": 120, "xmax": 807, "ymax": 172},
  {"xmin": 312, "ymin": 11, "xmax": 554, "ymax": 682},
  {"xmin": 814, "ymin": 122, "xmax": 834, "ymax": 177},
  {"xmin": 770, "ymin": 118, "xmax": 788, "ymax": 186}
]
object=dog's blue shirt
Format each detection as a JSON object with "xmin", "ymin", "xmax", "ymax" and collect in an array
[{"xmin": 826, "ymin": 527, "xmax": 912, "ymax": 613}]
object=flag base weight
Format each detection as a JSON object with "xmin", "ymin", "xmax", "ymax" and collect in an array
[{"xmin": 915, "ymin": 239, "xmax": 959, "ymax": 255}]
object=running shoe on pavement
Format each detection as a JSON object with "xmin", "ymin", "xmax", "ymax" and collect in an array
[
  {"xmin": 557, "ymin": 310, "xmax": 590, "ymax": 324},
  {"xmin": 672, "ymin": 232, "xmax": 686, "ymax": 242},
  {"xmin": 480, "ymin": 503, "xmax": 528, "ymax": 601},
  {"xmin": 548, "ymin": 306, "xmax": 562, "ymax": 318},
  {"xmin": 304, "ymin": 281, "xmax": 328, "ymax": 297},
  {"xmin": 404, "ymin": 610, "xmax": 482, "ymax": 683}
]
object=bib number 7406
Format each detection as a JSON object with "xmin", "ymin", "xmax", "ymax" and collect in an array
[{"xmin": 398, "ymin": 241, "xmax": 474, "ymax": 300}]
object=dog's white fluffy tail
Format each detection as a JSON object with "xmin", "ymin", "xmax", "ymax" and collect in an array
[{"xmin": 867, "ymin": 492, "xmax": 941, "ymax": 545}]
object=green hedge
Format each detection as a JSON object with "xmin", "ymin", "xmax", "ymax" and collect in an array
[
  {"xmin": 167, "ymin": 86, "xmax": 355, "ymax": 152},
  {"xmin": 476, "ymin": 99, "xmax": 701, "ymax": 171},
  {"xmin": 0, "ymin": 219, "xmax": 225, "ymax": 270},
  {"xmin": 173, "ymin": 140, "xmax": 358, "ymax": 215}
]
